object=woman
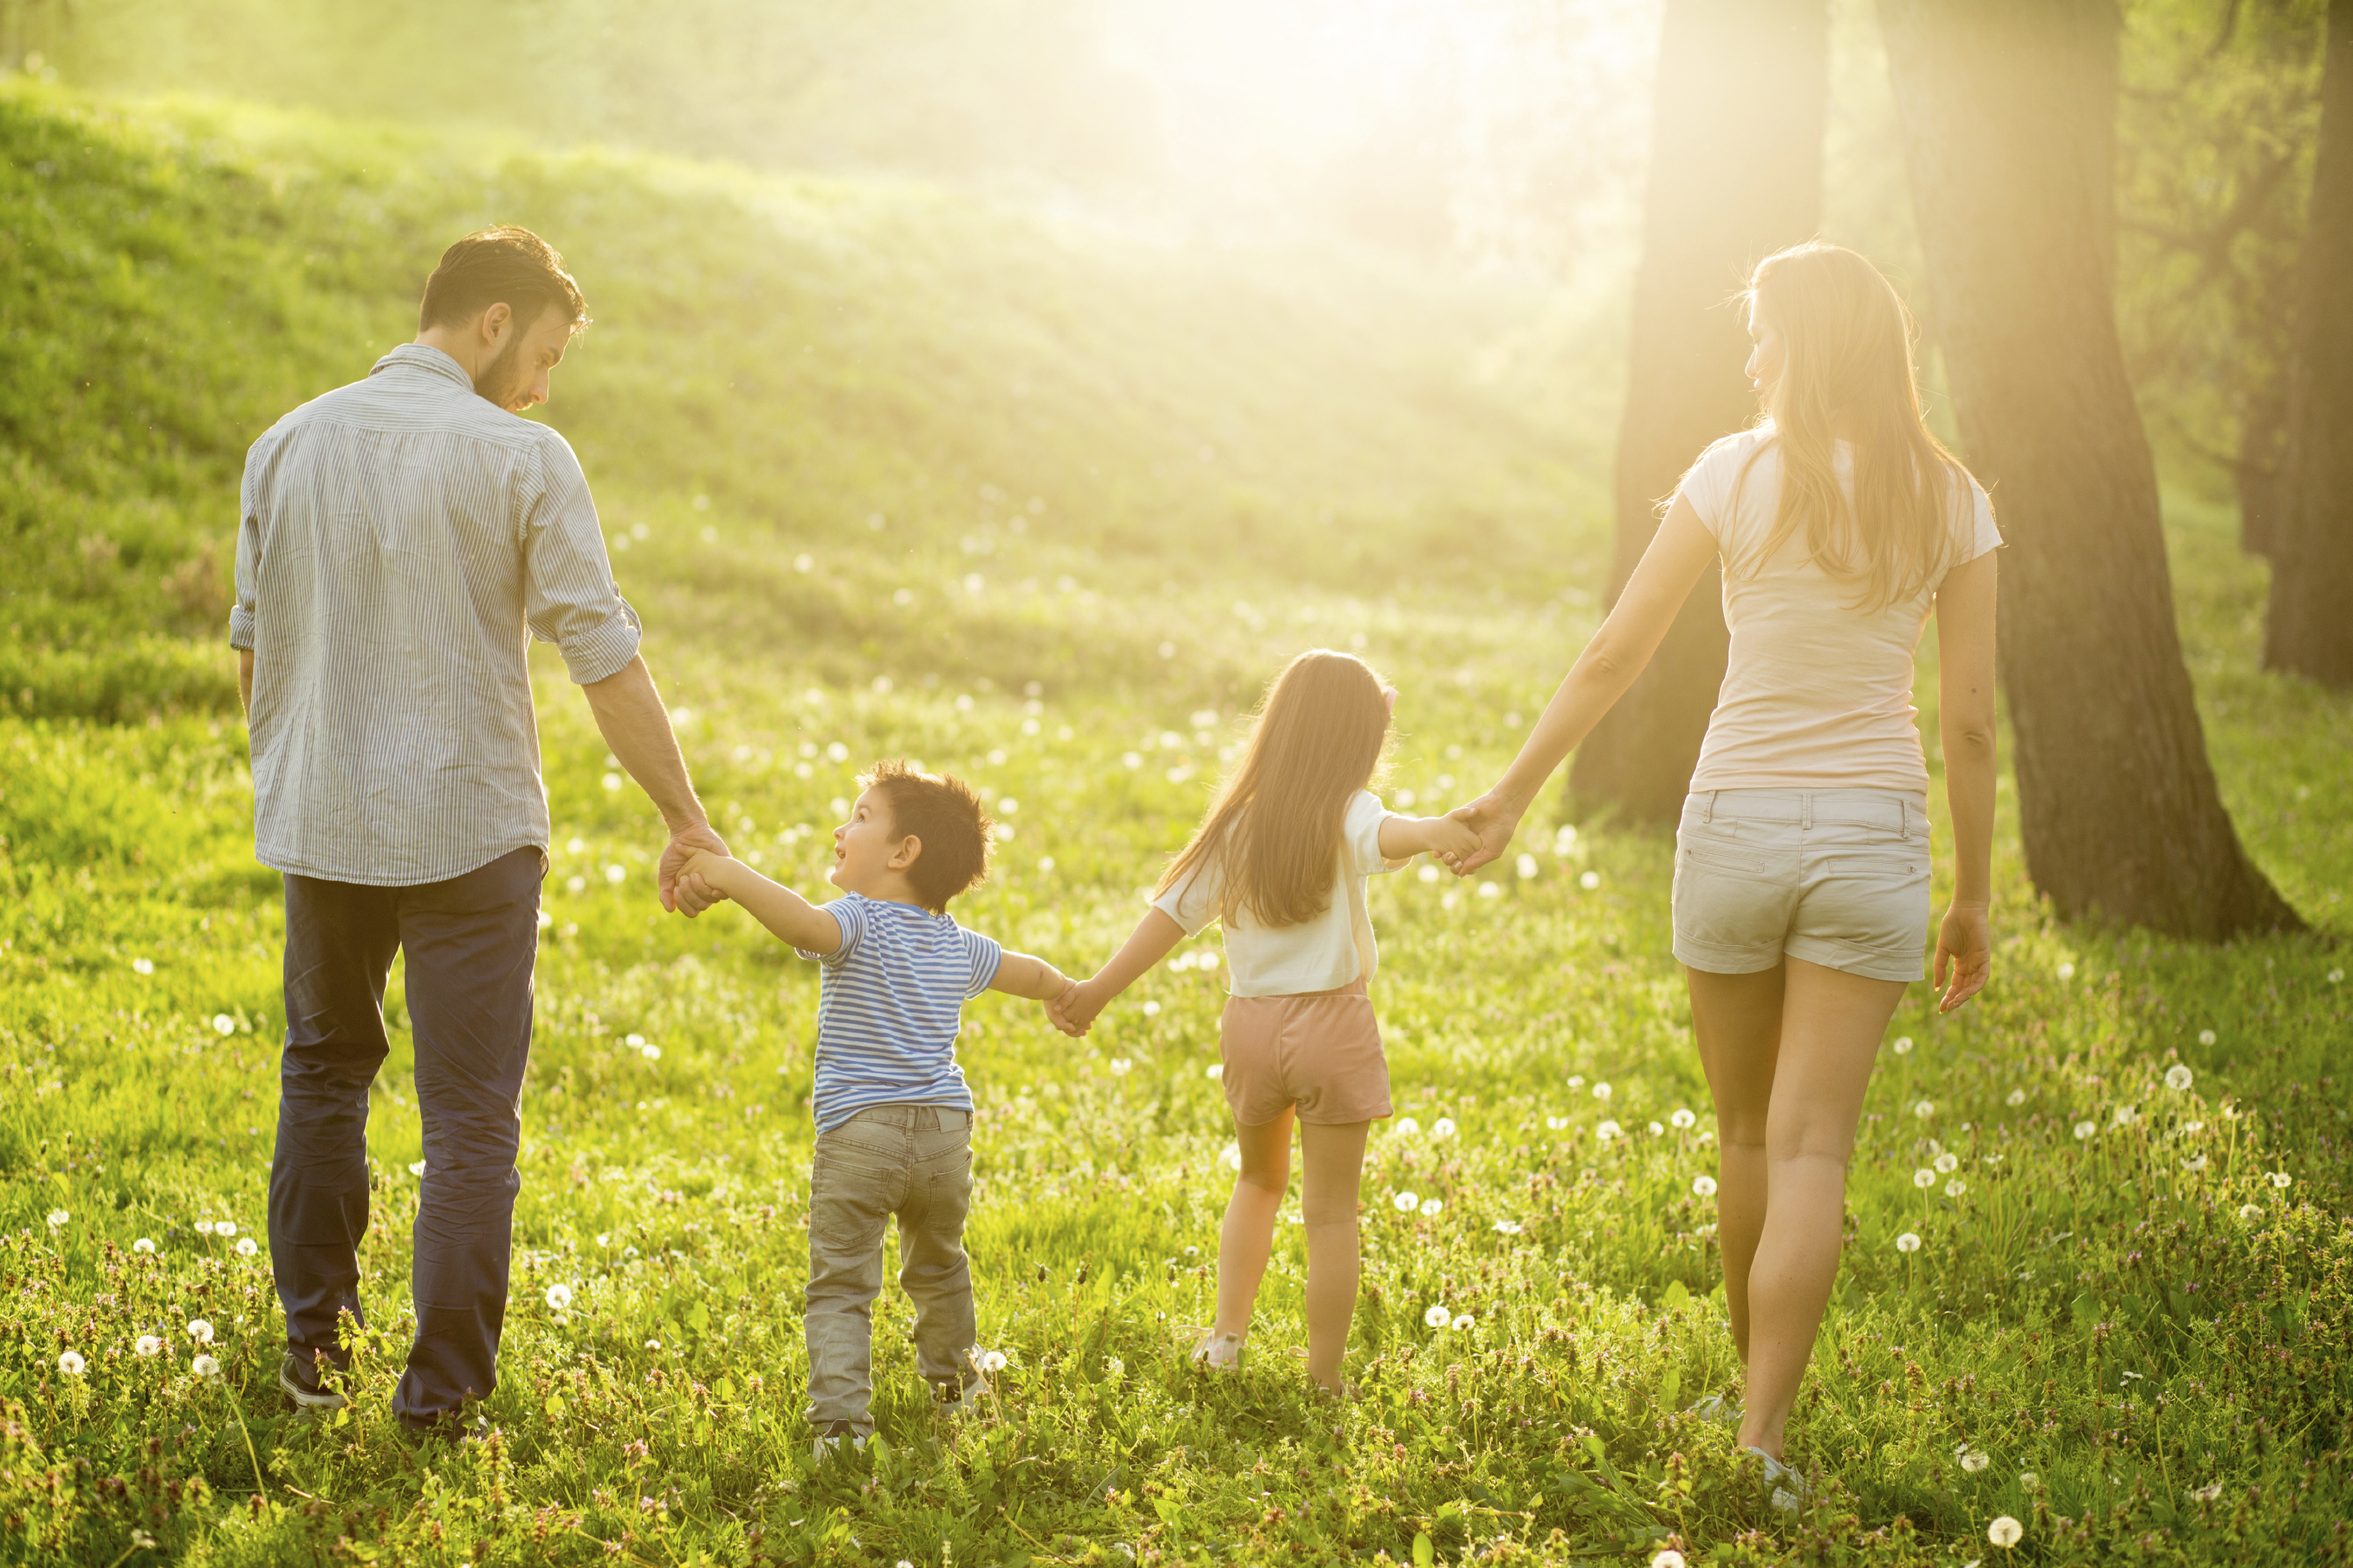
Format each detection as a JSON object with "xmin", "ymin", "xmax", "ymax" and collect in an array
[{"xmin": 1448, "ymin": 242, "xmax": 1998, "ymax": 1481}]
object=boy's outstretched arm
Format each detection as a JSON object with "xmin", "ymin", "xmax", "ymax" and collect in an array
[
  {"xmin": 679, "ymin": 851, "xmax": 842, "ymax": 956},
  {"xmin": 1378, "ymin": 813, "xmax": 1483, "ymax": 861},
  {"xmin": 1050, "ymin": 907, "xmax": 1188, "ymax": 1036},
  {"xmin": 989, "ymin": 950, "xmax": 1073, "ymax": 1002}
]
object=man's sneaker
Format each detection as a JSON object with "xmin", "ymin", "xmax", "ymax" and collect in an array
[
  {"xmin": 811, "ymin": 1419, "xmax": 866, "ymax": 1465},
  {"xmin": 278, "ymin": 1351, "xmax": 347, "ymax": 1413}
]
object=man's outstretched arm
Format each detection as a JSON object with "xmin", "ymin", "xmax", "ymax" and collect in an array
[{"xmin": 580, "ymin": 654, "xmax": 729, "ymax": 915}]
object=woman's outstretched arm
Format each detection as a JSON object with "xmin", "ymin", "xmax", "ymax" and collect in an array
[
  {"xmin": 1930, "ymin": 548, "xmax": 1998, "ymax": 1012},
  {"xmin": 1447, "ymin": 495, "xmax": 1719, "ymax": 872}
]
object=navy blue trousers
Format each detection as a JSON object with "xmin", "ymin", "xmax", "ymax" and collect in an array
[{"xmin": 268, "ymin": 846, "xmax": 542, "ymax": 1427}]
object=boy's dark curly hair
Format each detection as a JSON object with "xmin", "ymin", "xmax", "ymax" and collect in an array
[{"xmin": 861, "ymin": 759, "xmax": 993, "ymax": 912}]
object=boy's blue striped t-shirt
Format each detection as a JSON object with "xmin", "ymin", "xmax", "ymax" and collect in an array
[{"xmin": 795, "ymin": 892, "xmax": 1002, "ymax": 1134}]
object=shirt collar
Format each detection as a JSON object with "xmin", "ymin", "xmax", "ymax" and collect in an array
[{"xmin": 370, "ymin": 343, "xmax": 479, "ymax": 393}]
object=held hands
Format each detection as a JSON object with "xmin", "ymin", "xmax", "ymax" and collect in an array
[
  {"xmin": 1422, "ymin": 813, "xmax": 1483, "ymax": 862},
  {"xmin": 1442, "ymin": 791, "xmax": 1523, "ymax": 876},
  {"xmin": 1933, "ymin": 900, "xmax": 1992, "ymax": 1014},
  {"xmin": 1044, "ymin": 976, "xmax": 1110, "ymax": 1038},
  {"xmin": 663, "ymin": 830, "xmax": 732, "ymax": 917}
]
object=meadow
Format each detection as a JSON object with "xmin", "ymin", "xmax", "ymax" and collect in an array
[{"xmin": 3, "ymin": 84, "xmax": 2352, "ymax": 1568}]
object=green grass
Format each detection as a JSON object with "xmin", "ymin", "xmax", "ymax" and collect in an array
[{"xmin": 4, "ymin": 85, "xmax": 2353, "ymax": 1568}]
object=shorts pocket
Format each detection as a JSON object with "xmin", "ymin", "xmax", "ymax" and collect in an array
[{"xmin": 1676, "ymin": 839, "xmax": 1770, "ymax": 877}]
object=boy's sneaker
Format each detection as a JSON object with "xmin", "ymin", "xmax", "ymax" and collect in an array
[
  {"xmin": 812, "ymin": 1419, "xmax": 867, "ymax": 1465},
  {"xmin": 1189, "ymin": 1329, "xmax": 1245, "ymax": 1373},
  {"xmin": 278, "ymin": 1351, "xmax": 347, "ymax": 1413}
]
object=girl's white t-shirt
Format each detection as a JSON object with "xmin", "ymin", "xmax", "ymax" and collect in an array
[
  {"xmin": 1151, "ymin": 790, "xmax": 1408, "ymax": 998},
  {"xmin": 1679, "ymin": 424, "xmax": 2001, "ymax": 794}
]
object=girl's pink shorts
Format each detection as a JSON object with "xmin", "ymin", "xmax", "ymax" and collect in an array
[{"xmin": 1217, "ymin": 977, "xmax": 1392, "ymax": 1127}]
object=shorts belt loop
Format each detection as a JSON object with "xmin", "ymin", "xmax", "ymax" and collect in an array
[
  {"xmin": 1704, "ymin": 790, "xmax": 1716, "ymax": 826},
  {"xmin": 1799, "ymin": 793, "xmax": 1813, "ymax": 832},
  {"xmin": 1901, "ymin": 799, "xmax": 1912, "ymax": 838}
]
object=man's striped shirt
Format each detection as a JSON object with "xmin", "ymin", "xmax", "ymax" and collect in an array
[
  {"xmin": 796, "ymin": 893, "xmax": 1003, "ymax": 1133},
  {"xmin": 230, "ymin": 345, "xmax": 640, "ymax": 886}
]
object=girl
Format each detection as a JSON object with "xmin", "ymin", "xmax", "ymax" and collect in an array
[
  {"xmin": 1448, "ymin": 243, "xmax": 2000, "ymax": 1484},
  {"xmin": 1049, "ymin": 651, "xmax": 1477, "ymax": 1396}
]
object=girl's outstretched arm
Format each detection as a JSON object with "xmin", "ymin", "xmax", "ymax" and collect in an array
[{"xmin": 1047, "ymin": 907, "xmax": 1188, "ymax": 1036}]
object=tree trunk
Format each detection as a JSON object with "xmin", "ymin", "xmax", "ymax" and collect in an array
[
  {"xmin": 2265, "ymin": 0, "xmax": 2353, "ymax": 684},
  {"xmin": 1879, "ymin": 0, "xmax": 2300, "ymax": 939},
  {"xmin": 1567, "ymin": 0, "xmax": 1826, "ymax": 826}
]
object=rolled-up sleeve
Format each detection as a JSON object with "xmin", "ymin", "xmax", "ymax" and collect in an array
[
  {"xmin": 522, "ymin": 431, "xmax": 641, "ymax": 684},
  {"xmin": 229, "ymin": 440, "xmax": 265, "ymax": 651}
]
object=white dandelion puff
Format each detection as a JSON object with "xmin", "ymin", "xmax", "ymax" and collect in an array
[
  {"xmin": 2191, "ymin": 1481, "xmax": 2223, "ymax": 1503},
  {"xmin": 58, "ymin": 1351, "xmax": 85, "ymax": 1377},
  {"xmin": 1546, "ymin": 1116, "xmax": 1569, "ymax": 1131},
  {"xmin": 1394, "ymin": 1116, "xmax": 1422, "ymax": 1136},
  {"xmin": 135, "ymin": 1335, "xmax": 163, "ymax": 1358},
  {"xmin": 1450, "ymin": 1313, "xmax": 1475, "ymax": 1332},
  {"xmin": 1565, "ymin": 1075, "xmax": 1585, "ymax": 1090},
  {"xmin": 1651, "ymin": 1552, "xmax": 1688, "ymax": 1568},
  {"xmin": 2330, "ymin": 969, "xmax": 2345, "ymax": 984},
  {"xmin": 132, "ymin": 957, "xmax": 155, "ymax": 975},
  {"xmin": 1648, "ymin": 1120, "xmax": 1664, "ymax": 1136},
  {"xmin": 1988, "ymin": 1515, "xmax": 2023, "ymax": 1548},
  {"xmin": 1393, "ymin": 1190, "xmax": 1420, "ymax": 1213},
  {"xmin": 1141, "ymin": 1001, "xmax": 1161, "ymax": 1018},
  {"xmin": 979, "ymin": 1349, "xmax": 1010, "ymax": 1374},
  {"xmin": 2006, "ymin": 1089, "xmax": 2026, "ymax": 1107},
  {"xmin": 1109, "ymin": 1058, "xmax": 1133, "ymax": 1075},
  {"xmin": 1896, "ymin": 1233, "xmax": 1922, "ymax": 1254},
  {"xmin": 1592, "ymin": 1082, "xmax": 1612, "ymax": 1101},
  {"xmin": 2181, "ymin": 1155, "xmax": 2208, "ymax": 1172},
  {"xmin": 2198, "ymin": 1029, "xmax": 2217, "ymax": 1046},
  {"xmin": 1915, "ymin": 1170, "xmax": 1936, "ymax": 1189},
  {"xmin": 2018, "ymin": 1472, "xmax": 2040, "ymax": 1492},
  {"xmin": 409, "ymin": 1161, "xmax": 427, "ymax": 1176},
  {"xmin": 2166, "ymin": 1065, "xmax": 2194, "ymax": 1092},
  {"xmin": 1597, "ymin": 1120, "xmax": 1621, "ymax": 1140},
  {"xmin": 1431, "ymin": 1118, "xmax": 1457, "ymax": 1138},
  {"xmin": 187, "ymin": 1319, "xmax": 214, "ymax": 1345},
  {"xmin": 1416, "ymin": 864, "xmax": 1441, "ymax": 884},
  {"xmin": 1205, "ymin": 1064, "xmax": 1223, "ymax": 1080},
  {"xmin": 2237, "ymin": 1203, "xmax": 2263, "ymax": 1221},
  {"xmin": 45, "ymin": 1209, "xmax": 68, "ymax": 1229},
  {"xmin": 2114, "ymin": 1105, "xmax": 2136, "ymax": 1126},
  {"xmin": 1516, "ymin": 853, "xmax": 1539, "ymax": 880},
  {"xmin": 192, "ymin": 1354, "xmax": 220, "ymax": 1378},
  {"xmin": 1423, "ymin": 1305, "xmax": 1450, "ymax": 1328},
  {"xmin": 1670, "ymin": 1108, "xmax": 1696, "ymax": 1130},
  {"xmin": 604, "ymin": 865, "xmax": 626, "ymax": 884},
  {"xmin": 2073, "ymin": 1121, "xmax": 2097, "ymax": 1141},
  {"xmin": 211, "ymin": 1014, "xmax": 237, "ymax": 1036},
  {"xmin": 1935, "ymin": 1153, "xmax": 1960, "ymax": 1174},
  {"xmin": 1420, "ymin": 1198, "xmax": 1444, "ymax": 1217},
  {"xmin": 2056, "ymin": 962, "xmax": 2075, "ymax": 982},
  {"xmin": 546, "ymin": 1284, "xmax": 574, "ymax": 1311},
  {"xmin": 235, "ymin": 1238, "xmax": 257, "ymax": 1257},
  {"xmin": 217, "ymin": 1221, "xmax": 236, "ymax": 1237},
  {"xmin": 1891, "ymin": 1036, "xmax": 1914, "ymax": 1055},
  {"xmin": 1220, "ymin": 1144, "xmax": 1242, "ymax": 1171},
  {"xmin": 133, "ymin": 1238, "xmax": 155, "ymax": 1254},
  {"xmin": 1914, "ymin": 1100, "xmax": 1935, "ymax": 1119},
  {"xmin": 2271, "ymin": 1171, "xmax": 2292, "ymax": 1189},
  {"xmin": 1578, "ymin": 871, "xmax": 1601, "ymax": 890},
  {"xmin": 1492, "ymin": 1220, "xmax": 1523, "ymax": 1235},
  {"xmin": 1959, "ymin": 1448, "xmax": 1990, "ymax": 1473},
  {"xmin": 1692, "ymin": 1176, "xmax": 1717, "ymax": 1198},
  {"xmin": 1945, "ymin": 1178, "xmax": 1967, "ymax": 1198}
]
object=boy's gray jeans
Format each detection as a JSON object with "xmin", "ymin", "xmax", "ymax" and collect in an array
[{"xmin": 805, "ymin": 1103, "xmax": 980, "ymax": 1435}]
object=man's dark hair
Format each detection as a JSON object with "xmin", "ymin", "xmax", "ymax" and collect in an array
[
  {"xmin": 418, "ymin": 226, "xmax": 589, "ymax": 336},
  {"xmin": 862, "ymin": 759, "xmax": 993, "ymax": 913}
]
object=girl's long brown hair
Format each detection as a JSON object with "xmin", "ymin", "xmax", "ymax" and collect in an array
[
  {"xmin": 1156, "ymin": 650, "xmax": 1391, "ymax": 930},
  {"xmin": 1727, "ymin": 241, "xmax": 1983, "ymax": 611}
]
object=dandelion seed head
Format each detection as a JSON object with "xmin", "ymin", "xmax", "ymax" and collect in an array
[
  {"xmin": 2197, "ymin": 1028, "xmax": 2217, "ymax": 1046},
  {"xmin": 2166, "ymin": 1064, "xmax": 2194, "ymax": 1092},
  {"xmin": 2056, "ymin": 962, "xmax": 2075, "ymax": 982},
  {"xmin": 2237, "ymin": 1202, "xmax": 2263, "ymax": 1221},
  {"xmin": 133, "ymin": 1238, "xmax": 155, "ymax": 1254},
  {"xmin": 132, "ymin": 957, "xmax": 154, "ymax": 975},
  {"xmin": 135, "ymin": 1335, "xmax": 163, "ymax": 1358},
  {"xmin": 1597, "ymin": 1119, "xmax": 1621, "ymax": 1140},
  {"xmin": 58, "ymin": 1351, "xmax": 85, "ymax": 1377},
  {"xmin": 2006, "ymin": 1089, "xmax": 2026, "ymax": 1107},
  {"xmin": 1891, "ymin": 1036, "xmax": 1913, "ymax": 1055},
  {"xmin": 1220, "ymin": 1143, "xmax": 1242, "ymax": 1171},
  {"xmin": 1896, "ymin": 1232, "xmax": 1922, "ymax": 1253},
  {"xmin": 1960, "ymin": 1449, "xmax": 1990, "ymax": 1473},
  {"xmin": 1424, "ymin": 1305, "xmax": 1450, "ymax": 1328},
  {"xmin": 1431, "ymin": 1117, "xmax": 1457, "ymax": 1138},
  {"xmin": 1579, "ymin": 870, "xmax": 1601, "ymax": 890},
  {"xmin": 1670, "ymin": 1108, "xmax": 1696, "ymax": 1129},
  {"xmin": 211, "ymin": 1014, "xmax": 237, "ymax": 1036},
  {"xmin": 2191, "ymin": 1481, "xmax": 2222, "ymax": 1503},
  {"xmin": 235, "ymin": 1238, "xmax": 257, "ymax": 1257},
  {"xmin": 1592, "ymin": 1082, "xmax": 1612, "ymax": 1100},
  {"xmin": 1648, "ymin": 1120, "xmax": 1664, "ymax": 1136},
  {"xmin": 1450, "ymin": 1313, "xmax": 1475, "ymax": 1332},
  {"xmin": 1692, "ymin": 1176, "xmax": 1717, "ymax": 1198},
  {"xmin": 1935, "ymin": 1153, "xmax": 1959, "ymax": 1174},
  {"xmin": 1565, "ymin": 1075, "xmax": 1585, "ymax": 1089},
  {"xmin": 1109, "ymin": 1057, "xmax": 1133, "ymax": 1075},
  {"xmin": 2271, "ymin": 1170, "xmax": 2292, "ymax": 1189},
  {"xmin": 1394, "ymin": 1190, "xmax": 1420, "ymax": 1213},
  {"xmin": 1915, "ymin": 1170, "xmax": 1935, "ymax": 1189},
  {"xmin": 2181, "ymin": 1155, "xmax": 2207, "ymax": 1172},
  {"xmin": 2329, "ymin": 968, "xmax": 2345, "ymax": 984},
  {"xmin": 1546, "ymin": 1116, "xmax": 1569, "ymax": 1131},
  {"xmin": 1988, "ymin": 1515, "xmax": 2024, "ymax": 1547},
  {"xmin": 192, "ymin": 1354, "xmax": 220, "ymax": 1377},
  {"xmin": 45, "ymin": 1209, "xmax": 68, "ymax": 1228},
  {"xmin": 1394, "ymin": 1116, "xmax": 1421, "ymax": 1136},
  {"xmin": 1140, "ymin": 1001, "xmax": 1161, "ymax": 1018},
  {"xmin": 546, "ymin": 1284, "xmax": 574, "ymax": 1311},
  {"xmin": 1205, "ymin": 1065, "xmax": 1222, "ymax": 1080},
  {"xmin": 2073, "ymin": 1120, "xmax": 2097, "ymax": 1140},
  {"xmin": 1492, "ymin": 1220, "xmax": 1523, "ymax": 1234},
  {"xmin": 187, "ymin": 1319, "xmax": 213, "ymax": 1344},
  {"xmin": 1914, "ymin": 1100, "xmax": 1935, "ymax": 1119},
  {"xmin": 1945, "ymin": 1178, "xmax": 1967, "ymax": 1197},
  {"xmin": 2018, "ymin": 1472, "xmax": 2040, "ymax": 1491},
  {"xmin": 217, "ymin": 1221, "xmax": 237, "ymax": 1237},
  {"xmin": 1652, "ymin": 1552, "xmax": 1688, "ymax": 1568},
  {"xmin": 1419, "ymin": 1198, "xmax": 1444, "ymax": 1217}
]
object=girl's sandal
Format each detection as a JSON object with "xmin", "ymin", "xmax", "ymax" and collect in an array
[{"xmin": 1189, "ymin": 1330, "xmax": 1246, "ymax": 1373}]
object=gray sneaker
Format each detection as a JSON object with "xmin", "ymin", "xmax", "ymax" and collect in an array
[
  {"xmin": 1685, "ymin": 1392, "xmax": 1739, "ymax": 1427},
  {"xmin": 278, "ymin": 1352, "xmax": 347, "ymax": 1413},
  {"xmin": 811, "ymin": 1419, "xmax": 867, "ymax": 1465}
]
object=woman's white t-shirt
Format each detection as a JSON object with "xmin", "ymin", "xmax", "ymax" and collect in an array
[
  {"xmin": 1151, "ymin": 790, "xmax": 1408, "ymax": 998},
  {"xmin": 1679, "ymin": 424, "xmax": 2001, "ymax": 794}
]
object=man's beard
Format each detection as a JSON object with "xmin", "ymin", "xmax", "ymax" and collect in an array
[{"xmin": 471, "ymin": 329, "xmax": 530, "ymax": 410}]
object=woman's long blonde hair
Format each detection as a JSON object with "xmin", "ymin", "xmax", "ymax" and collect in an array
[
  {"xmin": 1156, "ymin": 650, "xmax": 1391, "ymax": 930},
  {"xmin": 1727, "ymin": 242, "xmax": 1980, "ymax": 610}
]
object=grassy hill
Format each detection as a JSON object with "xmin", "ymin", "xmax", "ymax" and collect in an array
[{"xmin": 0, "ymin": 82, "xmax": 1612, "ymax": 721}]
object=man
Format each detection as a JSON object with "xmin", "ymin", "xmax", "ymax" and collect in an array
[{"xmin": 230, "ymin": 225, "xmax": 727, "ymax": 1432}]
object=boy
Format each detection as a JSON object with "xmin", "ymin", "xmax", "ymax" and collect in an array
[{"xmin": 680, "ymin": 761, "xmax": 1071, "ymax": 1456}]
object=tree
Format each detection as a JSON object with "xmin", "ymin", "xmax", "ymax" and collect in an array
[
  {"xmin": 1878, "ymin": 0, "xmax": 2300, "ymax": 939},
  {"xmin": 2266, "ymin": 0, "xmax": 2353, "ymax": 683},
  {"xmin": 1567, "ymin": 0, "xmax": 1827, "ymax": 826}
]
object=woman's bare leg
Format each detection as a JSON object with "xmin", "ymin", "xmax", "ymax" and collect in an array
[
  {"xmin": 1686, "ymin": 963, "xmax": 1786, "ymax": 1366},
  {"xmin": 1298, "ymin": 1119, "xmax": 1371, "ymax": 1392},
  {"xmin": 1212, "ymin": 1108, "xmax": 1295, "ymax": 1341},
  {"xmin": 1738, "ymin": 956, "xmax": 1905, "ymax": 1458}
]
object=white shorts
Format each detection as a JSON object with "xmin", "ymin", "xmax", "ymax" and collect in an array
[{"xmin": 1671, "ymin": 788, "xmax": 1931, "ymax": 984}]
